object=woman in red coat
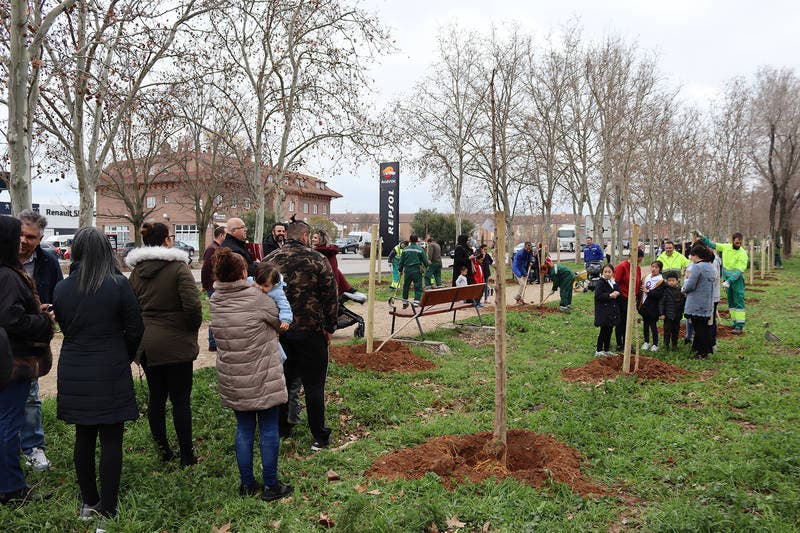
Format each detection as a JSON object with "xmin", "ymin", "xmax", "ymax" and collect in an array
[{"xmin": 312, "ymin": 230, "xmax": 353, "ymax": 295}]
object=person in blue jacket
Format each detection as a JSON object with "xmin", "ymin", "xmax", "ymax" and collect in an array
[
  {"xmin": 583, "ymin": 236, "xmax": 605, "ymax": 266},
  {"xmin": 512, "ymin": 242, "xmax": 534, "ymax": 304}
]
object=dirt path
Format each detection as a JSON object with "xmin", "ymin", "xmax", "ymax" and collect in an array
[{"xmin": 38, "ymin": 283, "xmax": 552, "ymax": 399}]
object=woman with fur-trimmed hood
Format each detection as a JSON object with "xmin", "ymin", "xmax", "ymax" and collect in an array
[{"xmin": 126, "ymin": 222, "xmax": 202, "ymax": 467}]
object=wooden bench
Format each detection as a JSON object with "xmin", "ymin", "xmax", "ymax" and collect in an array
[{"xmin": 388, "ymin": 284, "xmax": 486, "ymax": 340}]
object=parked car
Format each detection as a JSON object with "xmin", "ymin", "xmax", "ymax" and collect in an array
[
  {"xmin": 122, "ymin": 242, "xmax": 137, "ymax": 257},
  {"xmin": 173, "ymin": 240, "xmax": 195, "ymax": 264},
  {"xmin": 335, "ymin": 238, "xmax": 359, "ymax": 254},
  {"xmin": 39, "ymin": 241, "xmax": 58, "ymax": 257}
]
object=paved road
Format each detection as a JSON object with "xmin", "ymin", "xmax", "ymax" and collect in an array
[{"xmin": 113, "ymin": 250, "xmax": 592, "ymax": 282}]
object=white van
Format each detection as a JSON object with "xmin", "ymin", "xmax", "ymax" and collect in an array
[
  {"xmin": 557, "ymin": 225, "xmax": 576, "ymax": 252},
  {"xmin": 346, "ymin": 231, "xmax": 372, "ymax": 246}
]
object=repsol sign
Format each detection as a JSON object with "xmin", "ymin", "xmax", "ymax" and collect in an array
[{"xmin": 379, "ymin": 162, "xmax": 399, "ymax": 256}]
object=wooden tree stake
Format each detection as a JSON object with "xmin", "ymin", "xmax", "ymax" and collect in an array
[
  {"xmin": 366, "ymin": 224, "xmax": 378, "ymax": 353},
  {"xmin": 377, "ymin": 238, "xmax": 383, "ymax": 284},
  {"xmin": 492, "ymin": 210, "xmax": 508, "ymax": 464},
  {"xmin": 623, "ymin": 224, "xmax": 640, "ymax": 373}
]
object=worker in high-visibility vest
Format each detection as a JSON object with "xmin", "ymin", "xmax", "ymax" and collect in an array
[
  {"xmin": 696, "ymin": 230, "xmax": 748, "ymax": 334},
  {"xmin": 387, "ymin": 240, "xmax": 407, "ymax": 290}
]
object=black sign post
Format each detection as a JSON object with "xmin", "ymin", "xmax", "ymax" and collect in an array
[{"xmin": 379, "ymin": 162, "xmax": 399, "ymax": 257}]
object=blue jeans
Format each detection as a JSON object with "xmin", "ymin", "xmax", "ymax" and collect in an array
[
  {"xmin": 0, "ymin": 380, "xmax": 30, "ymax": 493},
  {"xmin": 21, "ymin": 379, "xmax": 45, "ymax": 453},
  {"xmin": 207, "ymin": 290, "xmax": 216, "ymax": 350},
  {"xmin": 234, "ymin": 407, "xmax": 280, "ymax": 488}
]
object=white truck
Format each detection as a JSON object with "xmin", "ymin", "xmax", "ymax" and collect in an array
[{"xmin": 585, "ymin": 216, "xmax": 612, "ymax": 244}]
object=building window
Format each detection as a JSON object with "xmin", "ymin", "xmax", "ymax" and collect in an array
[
  {"xmin": 231, "ymin": 200, "xmax": 237, "ymax": 208},
  {"xmin": 312, "ymin": 204, "xmax": 318, "ymax": 215},
  {"xmin": 163, "ymin": 196, "xmax": 169, "ymax": 204},
  {"xmin": 174, "ymin": 224, "xmax": 199, "ymax": 251},
  {"xmin": 146, "ymin": 196, "xmax": 156, "ymax": 208},
  {"xmin": 244, "ymin": 198, "xmax": 251, "ymax": 209},
  {"xmin": 214, "ymin": 195, "xmax": 223, "ymax": 206},
  {"xmin": 105, "ymin": 225, "xmax": 130, "ymax": 248},
  {"xmin": 303, "ymin": 203, "xmax": 309, "ymax": 214},
  {"xmin": 289, "ymin": 200, "xmax": 295, "ymax": 212},
  {"xmin": 322, "ymin": 205, "xmax": 327, "ymax": 215}
]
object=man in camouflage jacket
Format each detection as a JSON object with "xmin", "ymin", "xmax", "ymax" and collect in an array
[{"xmin": 264, "ymin": 218, "xmax": 338, "ymax": 450}]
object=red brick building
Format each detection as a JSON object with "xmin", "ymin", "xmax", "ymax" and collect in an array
[{"xmin": 96, "ymin": 151, "xmax": 341, "ymax": 251}]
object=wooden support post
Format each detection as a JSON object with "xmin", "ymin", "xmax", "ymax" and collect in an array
[
  {"xmin": 377, "ymin": 238, "xmax": 383, "ymax": 284},
  {"xmin": 623, "ymin": 224, "xmax": 640, "ymax": 374},
  {"xmin": 767, "ymin": 239, "xmax": 772, "ymax": 274},
  {"xmin": 760, "ymin": 238, "xmax": 766, "ymax": 281},
  {"xmin": 539, "ymin": 230, "xmax": 547, "ymax": 305},
  {"xmin": 493, "ymin": 210, "xmax": 507, "ymax": 463},
  {"xmin": 749, "ymin": 239, "xmax": 754, "ymax": 285},
  {"xmin": 366, "ymin": 224, "xmax": 378, "ymax": 353}
]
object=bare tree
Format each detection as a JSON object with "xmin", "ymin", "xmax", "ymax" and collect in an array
[
  {"xmin": 393, "ymin": 25, "xmax": 484, "ymax": 240},
  {"xmin": 97, "ymin": 89, "xmax": 180, "ymax": 245},
  {"xmin": 749, "ymin": 67, "xmax": 800, "ymax": 256},
  {"xmin": 467, "ymin": 26, "xmax": 529, "ymax": 261},
  {"xmin": 33, "ymin": 0, "xmax": 214, "ymax": 227},
  {"xmin": 210, "ymin": 0, "xmax": 389, "ymax": 244},
  {"xmin": 1, "ymin": 0, "xmax": 76, "ymax": 213}
]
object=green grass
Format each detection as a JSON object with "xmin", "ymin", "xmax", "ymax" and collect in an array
[{"xmin": 3, "ymin": 260, "xmax": 799, "ymax": 531}]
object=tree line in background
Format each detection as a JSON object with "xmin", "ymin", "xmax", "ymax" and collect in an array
[
  {"xmin": 1, "ymin": 0, "xmax": 390, "ymax": 248},
  {"xmin": 2, "ymin": 6, "xmax": 799, "ymax": 257},
  {"xmin": 393, "ymin": 21, "xmax": 800, "ymax": 263}
]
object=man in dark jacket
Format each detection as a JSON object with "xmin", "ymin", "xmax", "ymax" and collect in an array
[
  {"xmin": 18, "ymin": 210, "xmax": 63, "ymax": 471},
  {"xmin": 201, "ymin": 226, "xmax": 226, "ymax": 351},
  {"xmin": 264, "ymin": 217, "xmax": 337, "ymax": 451},
  {"xmin": 221, "ymin": 217, "xmax": 256, "ymax": 277},
  {"xmin": 261, "ymin": 222, "xmax": 286, "ymax": 256}
]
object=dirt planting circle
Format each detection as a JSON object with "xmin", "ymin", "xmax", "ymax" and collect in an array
[
  {"xmin": 367, "ymin": 429, "xmax": 608, "ymax": 497},
  {"xmin": 329, "ymin": 341, "xmax": 437, "ymax": 372},
  {"xmin": 561, "ymin": 354, "xmax": 692, "ymax": 384}
]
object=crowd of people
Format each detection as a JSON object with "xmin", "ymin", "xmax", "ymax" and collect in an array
[
  {"xmin": 592, "ymin": 231, "xmax": 748, "ymax": 360},
  {"xmin": 0, "ymin": 212, "xmax": 344, "ymax": 521},
  {"xmin": 0, "ymin": 208, "xmax": 754, "ymax": 522}
]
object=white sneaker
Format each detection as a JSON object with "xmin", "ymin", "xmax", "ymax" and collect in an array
[
  {"xmin": 641, "ymin": 342, "xmax": 650, "ymax": 351},
  {"xmin": 24, "ymin": 447, "xmax": 51, "ymax": 471},
  {"xmin": 650, "ymin": 344, "xmax": 659, "ymax": 352},
  {"xmin": 604, "ymin": 350, "xmax": 617, "ymax": 356},
  {"xmin": 595, "ymin": 350, "xmax": 605, "ymax": 357}
]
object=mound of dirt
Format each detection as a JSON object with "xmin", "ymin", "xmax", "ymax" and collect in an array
[
  {"xmin": 367, "ymin": 429, "xmax": 607, "ymax": 496},
  {"xmin": 561, "ymin": 354, "xmax": 691, "ymax": 383},
  {"xmin": 329, "ymin": 341, "xmax": 436, "ymax": 372}
]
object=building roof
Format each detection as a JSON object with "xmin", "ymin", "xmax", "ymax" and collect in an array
[{"xmin": 100, "ymin": 148, "xmax": 341, "ymax": 199}]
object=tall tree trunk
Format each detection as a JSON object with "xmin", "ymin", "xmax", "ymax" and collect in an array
[{"xmin": 7, "ymin": 0, "xmax": 32, "ymax": 214}]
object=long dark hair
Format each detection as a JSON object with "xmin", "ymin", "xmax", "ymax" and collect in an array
[
  {"xmin": 0, "ymin": 216, "xmax": 22, "ymax": 268},
  {"xmin": 71, "ymin": 227, "xmax": 119, "ymax": 294}
]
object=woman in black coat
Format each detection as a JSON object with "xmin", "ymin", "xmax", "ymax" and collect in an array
[
  {"xmin": 451, "ymin": 234, "xmax": 475, "ymax": 287},
  {"xmin": 54, "ymin": 227, "xmax": 143, "ymax": 519},
  {"xmin": 0, "ymin": 216, "xmax": 54, "ymax": 505},
  {"xmin": 594, "ymin": 264, "xmax": 620, "ymax": 355}
]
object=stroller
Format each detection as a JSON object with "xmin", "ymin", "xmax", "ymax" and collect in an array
[
  {"xmin": 584, "ymin": 261, "xmax": 604, "ymax": 292},
  {"xmin": 337, "ymin": 290, "xmax": 367, "ymax": 338}
]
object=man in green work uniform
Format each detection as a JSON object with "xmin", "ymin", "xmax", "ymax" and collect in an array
[
  {"xmin": 387, "ymin": 240, "xmax": 407, "ymax": 290},
  {"xmin": 540, "ymin": 258, "xmax": 576, "ymax": 312},
  {"xmin": 656, "ymin": 240, "xmax": 690, "ymax": 279},
  {"xmin": 424, "ymin": 236, "xmax": 443, "ymax": 289},
  {"xmin": 398, "ymin": 234, "xmax": 429, "ymax": 306},
  {"xmin": 697, "ymin": 230, "xmax": 748, "ymax": 333}
]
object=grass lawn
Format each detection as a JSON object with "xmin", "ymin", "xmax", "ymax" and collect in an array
[{"xmin": 3, "ymin": 258, "xmax": 799, "ymax": 531}]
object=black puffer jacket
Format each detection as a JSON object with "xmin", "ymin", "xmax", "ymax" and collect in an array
[
  {"xmin": 0, "ymin": 265, "xmax": 54, "ymax": 381},
  {"xmin": 594, "ymin": 278, "xmax": 620, "ymax": 327},
  {"xmin": 659, "ymin": 285, "xmax": 685, "ymax": 321},
  {"xmin": 54, "ymin": 268, "xmax": 144, "ymax": 425}
]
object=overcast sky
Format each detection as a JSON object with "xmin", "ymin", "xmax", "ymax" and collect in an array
[{"xmin": 8, "ymin": 0, "xmax": 800, "ymax": 214}]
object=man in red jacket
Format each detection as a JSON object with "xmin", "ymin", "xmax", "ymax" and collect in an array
[{"xmin": 613, "ymin": 248, "xmax": 644, "ymax": 351}]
